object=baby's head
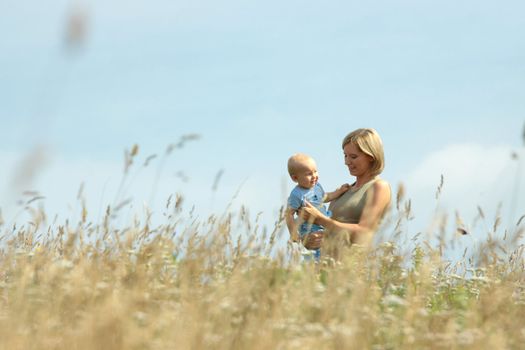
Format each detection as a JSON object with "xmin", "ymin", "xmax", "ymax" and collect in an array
[{"xmin": 287, "ymin": 153, "xmax": 319, "ymax": 189}]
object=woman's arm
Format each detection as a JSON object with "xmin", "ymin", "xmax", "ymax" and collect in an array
[{"xmin": 303, "ymin": 180, "xmax": 391, "ymax": 243}]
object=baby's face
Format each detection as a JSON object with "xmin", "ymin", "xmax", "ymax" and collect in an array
[{"xmin": 293, "ymin": 159, "xmax": 319, "ymax": 189}]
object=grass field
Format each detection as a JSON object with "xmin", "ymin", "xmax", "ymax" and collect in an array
[{"xmin": 1, "ymin": 186, "xmax": 524, "ymax": 350}]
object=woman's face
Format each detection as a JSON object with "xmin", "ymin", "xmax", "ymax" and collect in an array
[{"xmin": 343, "ymin": 143, "xmax": 374, "ymax": 177}]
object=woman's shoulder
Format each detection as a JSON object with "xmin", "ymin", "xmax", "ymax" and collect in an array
[{"xmin": 371, "ymin": 178, "xmax": 391, "ymax": 195}]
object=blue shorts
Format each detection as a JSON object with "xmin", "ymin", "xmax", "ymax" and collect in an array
[{"xmin": 302, "ymin": 248, "xmax": 321, "ymax": 263}]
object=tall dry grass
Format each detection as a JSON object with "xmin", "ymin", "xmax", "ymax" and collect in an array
[
  {"xmin": 2, "ymin": 130, "xmax": 524, "ymax": 349},
  {"xmin": 1, "ymin": 185, "xmax": 524, "ymax": 350}
]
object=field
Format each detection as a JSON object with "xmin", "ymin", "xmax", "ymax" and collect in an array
[
  {"xmin": 3, "ymin": 1, "xmax": 525, "ymax": 348},
  {"xmin": 1, "ymin": 185, "xmax": 524, "ymax": 350}
]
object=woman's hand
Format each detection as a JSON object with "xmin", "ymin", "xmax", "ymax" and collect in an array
[
  {"xmin": 302, "ymin": 231, "xmax": 323, "ymax": 250},
  {"xmin": 299, "ymin": 201, "xmax": 329, "ymax": 250},
  {"xmin": 299, "ymin": 200, "xmax": 326, "ymax": 223}
]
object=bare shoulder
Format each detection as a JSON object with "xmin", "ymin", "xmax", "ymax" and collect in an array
[
  {"xmin": 373, "ymin": 179, "xmax": 390, "ymax": 190},
  {"xmin": 372, "ymin": 179, "xmax": 391, "ymax": 198}
]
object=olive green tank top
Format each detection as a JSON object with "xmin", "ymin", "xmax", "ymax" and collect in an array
[{"xmin": 328, "ymin": 178, "xmax": 379, "ymax": 224}]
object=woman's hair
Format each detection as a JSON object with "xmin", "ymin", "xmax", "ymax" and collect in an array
[{"xmin": 342, "ymin": 128, "xmax": 385, "ymax": 176}]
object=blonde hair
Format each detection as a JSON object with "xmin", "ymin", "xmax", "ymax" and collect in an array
[
  {"xmin": 287, "ymin": 153, "xmax": 314, "ymax": 177},
  {"xmin": 342, "ymin": 128, "xmax": 385, "ymax": 176}
]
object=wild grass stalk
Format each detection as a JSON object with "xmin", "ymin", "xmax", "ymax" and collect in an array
[{"xmin": 0, "ymin": 195, "xmax": 524, "ymax": 349}]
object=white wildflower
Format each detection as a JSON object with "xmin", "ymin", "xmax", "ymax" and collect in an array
[{"xmin": 382, "ymin": 294, "xmax": 407, "ymax": 306}]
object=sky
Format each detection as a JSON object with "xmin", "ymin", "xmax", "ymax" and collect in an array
[{"xmin": 1, "ymin": 0, "xmax": 524, "ymax": 254}]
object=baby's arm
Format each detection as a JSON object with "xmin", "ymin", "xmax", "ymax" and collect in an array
[
  {"xmin": 324, "ymin": 183, "xmax": 351, "ymax": 202},
  {"xmin": 285, "ymin": 208, "xmax": 300, "ymax": 242}
]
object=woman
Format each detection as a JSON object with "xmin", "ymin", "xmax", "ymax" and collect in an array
[{"xmin": 301, "ymin": 128, "xmax": 391, "ymax": 252}]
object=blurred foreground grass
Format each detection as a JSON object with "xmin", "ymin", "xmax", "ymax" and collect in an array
[{"xmin": 1, "ymin": 197, "xmax": 524, "ymax": 350}]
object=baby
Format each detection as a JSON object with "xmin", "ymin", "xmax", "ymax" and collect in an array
[{"xmin": 285, "ymin": 153, "xmax": 349, "ymax": 260}]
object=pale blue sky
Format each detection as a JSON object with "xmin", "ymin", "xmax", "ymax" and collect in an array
[{"xmin": 1, "ymin": 0, "xmax": 524, "ymax": 251}]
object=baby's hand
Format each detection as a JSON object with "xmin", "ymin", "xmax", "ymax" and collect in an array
[{"xmin": 336, "ymin": 183, "xmax": 351, "ymax": 195}]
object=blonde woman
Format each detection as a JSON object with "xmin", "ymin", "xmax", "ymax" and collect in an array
[{"xmin": 301, "ymin": 128, "xmax": 391, "ymax": 253}]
